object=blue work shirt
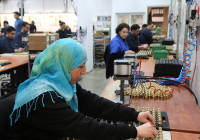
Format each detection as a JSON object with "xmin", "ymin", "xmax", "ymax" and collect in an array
[
  {"xmin": 139, "ymin": 29, "xmax": 153, "ymax": 45},
  {"xmin": 126, "ymin": 32, "xmax": 140, "ymax": 53},
  {"xmin": 15, "ymin": 32, "xmax": 29, "ymax": 49},
  {"xmin": 110, "ymin": 35, "xmax": 129, "ymax": 55},
  {"xmin": 0, "ymin": 36, "xmax": 17, "ymax": 54},
  {"xmin": 1, "ymin": 26, "xmax": 9, "ymax": 36},
  {"xmin": 15, "ymin": 19, "xmax": 23, "ymax": 33}
]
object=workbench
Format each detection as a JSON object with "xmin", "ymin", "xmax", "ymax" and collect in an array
[
  {"xmin": 0, "ymin": 54, "xmax": 30, "ymax": 96},
  {"xmin": 101, "ymin": 56, "xmax": 200, "ymax": 140}
]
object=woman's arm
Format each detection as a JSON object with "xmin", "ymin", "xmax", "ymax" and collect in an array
[
  {"xmin": 29, "ymin": 92, "xmax": 137, "ymax": 140},
  {"xmin": 77, "ymin": 84, "xmax": 139, "ymax": 122}
]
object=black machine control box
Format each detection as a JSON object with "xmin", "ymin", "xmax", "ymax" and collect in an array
[{"xmin": 154, "ymin": 59, "xmax": 183, "ymax": 78}]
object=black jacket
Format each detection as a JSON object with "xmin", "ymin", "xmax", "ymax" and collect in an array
[
  {"xmin": 126, "ymin": 32, "xmax": 140, "ymax": 53},
  {"xmin": 139, "ymin": 29, "xmax": 153, "ymax": 45},
  {"xmin": 8, "ymin": 84, "xmax": 139, "ymax": 140},
  {"xmin": 56, "ymin": 29, "xmax": 72, "ymax": 39},
  {"xmin": 104, "ymin": 45, "xmax": 125, "ymax": 79}
]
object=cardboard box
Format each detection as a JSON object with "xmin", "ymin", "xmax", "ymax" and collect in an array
[
  {"xmin": 29, "ymin": 33, "xmax": 59, "ymax": 51},
  {"xmin": 29, "ymin": 34, "xmax": 49, "ymax": 51}
]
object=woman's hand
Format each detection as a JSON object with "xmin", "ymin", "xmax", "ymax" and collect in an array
[
  {"xmin": 136, "ymin": 122, "xmax": 158, "ymax": 139},
  {"xmin": 139, "ymin": 44, "xmax": 149, "ymax": 50},
  {"xmin": 137, "ymin": 111, "xmax": 155, "ymax": 126},
  {"xmin": 125, "ymin": 50, "xmax": 135, "ymax": 54},
  {"xmin": 142, "ymin": 44, "xmax": 149, "ymax": 49}
]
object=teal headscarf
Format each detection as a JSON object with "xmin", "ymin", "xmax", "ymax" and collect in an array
[{"xmin": 10, "ymin": 39, "xmax": 87, "ymax": 125}]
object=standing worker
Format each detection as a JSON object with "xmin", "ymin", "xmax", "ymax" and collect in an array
[
  {"xmin": 127, "ymin": 24, "xmax": 148, "ymax": 53},
  {"xmin": 14, "ymin": 11, "xmax": 24, "ymax": 34},
  {"xmin": 30, "ymin": 21, "xmax": 37, "ymax": 33}
]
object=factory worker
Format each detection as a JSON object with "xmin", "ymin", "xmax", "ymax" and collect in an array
[
  {"xmin": 8, "ymin": 39, "xmax": 157, "ymax": 140},
  {"xmin": 126, "ymin": 24, "xmax": 149, "ymax": 53},
  {"xmin": 15, "ymin": 22, "xmax": 30, "ymax": 51},
  {"xmin": 139, "ymin": 23, "xmax": 154, "ymax": 45},
  {"xmin": 0, "ymin": 26, "xmax": 24, "ymax": 54},
  {"xmin": 104, "ymin": 23, "xmax": 135, "ymax": 78}
]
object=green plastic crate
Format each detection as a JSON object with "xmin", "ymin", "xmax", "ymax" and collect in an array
[
  {"xmin": 153, "ymin": 50, "xmax": 169, "ymax": 59},
  {"xmin": 158, "ymin": 38, "xmax": 165, "ymax": 43},
  {"xmin": 152, "ymin": 45, "xmax": 166, "ymax": 52}
]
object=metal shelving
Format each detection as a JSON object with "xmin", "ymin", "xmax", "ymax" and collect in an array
[{"xmin": 93, "ymin": 36, "xmax": 110, "ymax": 67}]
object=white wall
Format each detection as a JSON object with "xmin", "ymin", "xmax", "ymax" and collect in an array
[
  {"xmin": 0, "ymin": 0, "xmax": 74, "ymax": 13},
  {"xmin": 77, "ymin": 0, "xmax": 112, "ymax": 72},
  {"xmin": 111, "ymin": 0, "xmax": 171, "ymax": 38},
  {"xmin": 0, "ymin": 0, "xmax": 77, "ymax": 32},
  {"xmin": 92, "ymin": 0, "xmax": 112, "ymax": 17},
  {"xmin": 92, "ymin": 0, "xmax": 112, "ymax": 31}
]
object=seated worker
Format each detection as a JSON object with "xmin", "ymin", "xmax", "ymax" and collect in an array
[
  {"xmin": 0, "ymin": 26, "xmax": 24, "ymax": 54},
  {"xmin": 139, "ymin": 23, "xmax": 154, "ymax": 45},
  {"xmin": 15, "ymin": 22, "xmax": 30, "ymax": 51},
  {"xmin": 141, "ymin": 24, "xmax": 147, "ymax": 30},
  {"xmin": 56, "ymin": 22, "xmax": 70, "ymax": 39},
  {"xmin": 139, "ymin": 24, "xmax": 147, "ymax": 37},
  {"xmin": 1, "ymin": 21, "xmax": 9, "ymax": 36},
  {"xmin": 127, "ymin": 24, "xmax": 148, "ymax": 53},
  {"xmin": 104, "ymin": 23, "xmax": 135, "ymax": 78},
  {"xmin": 65, "ymin": 25, "xmax": 72, "ymax": 37},
  {"xmin": 8, "ymin": 39, "xmax": 157, "ymax": 140}
]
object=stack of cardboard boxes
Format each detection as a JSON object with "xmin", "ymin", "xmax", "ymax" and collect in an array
[{"xmin": 29, "ymin": 33, "xmax": 59, "ymax": 51}]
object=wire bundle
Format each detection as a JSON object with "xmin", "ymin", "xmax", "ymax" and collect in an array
[{"xmin": 159, "ymin": 29, "xmax": 197, "ymax": 86}]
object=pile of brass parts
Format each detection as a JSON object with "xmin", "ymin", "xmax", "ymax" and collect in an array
[
  {"xmin": 124, "ymin": 82, "xmax": 174, "ymax": 99},
  {"xmin": 129, "ymin": 106, "xmax": 163, "ymax": 140},
  {"xmin": 137, "ymin": 50, "xmax": 152, "ymax": 56}
]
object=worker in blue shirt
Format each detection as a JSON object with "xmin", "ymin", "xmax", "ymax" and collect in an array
[
  {"xmin": 15, "ymin": 22, "xmax": 30, "ymax": 51},
  {"xmin": 14, "ymin": 11, "xmax": 24, "ymax": 34},
  {"xmin": 0, "ymin": 26, "xmax": 24, "ymax": 54},
  {"xmin": 139, "ymin": 23, "xmax": 154, "ymax": 45},
  {"xmin": 110, "ymin": 23, "xmax": 134, "ymax": 58},
  {"xmin": 104, "ymin": 23, "xmax": 134, "ymax": 78},
  {"xmin": 141, "ymin": 24, "xmax": 148, "ymax": 30},
  {"xmin": 127, "ymin": 24, "xmax": 148, "ymax": 53},
  {"xmin": 1, "ymin": 21, "xmax": 9, "ymax": 36},
  {"xmin": 139, "ymin": 24, "xmax": 147, "ymax": 36}
]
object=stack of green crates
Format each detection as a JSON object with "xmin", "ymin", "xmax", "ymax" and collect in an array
[
  {"xmin": 152, "ymin": 45, "xmax": 169, "ymax": 59},
  {"xmin": 152, "ymin": 45, "xmax": 166, "ymax": 52},
  {"xmin": 153, "ymin": 50, "xmax": 169, "ymax": 59}
]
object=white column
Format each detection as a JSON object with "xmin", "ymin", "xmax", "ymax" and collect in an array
[
  {"xmin": 77, "ymin": 0, "xmax": 94, "ymax": 72},
  {"xmin": 177, "ymin": 0, "xmax": 186, "ymax": 60}
]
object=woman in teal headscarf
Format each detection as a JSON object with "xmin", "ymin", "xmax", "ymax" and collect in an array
[{"xmin": 8, "ymin": 39, "xmax": 157, "ymax": 140}]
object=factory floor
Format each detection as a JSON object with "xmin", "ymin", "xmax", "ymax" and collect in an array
[{"xmin": 79, "ymin": 68, "xmax": 110, "ymax": 95}]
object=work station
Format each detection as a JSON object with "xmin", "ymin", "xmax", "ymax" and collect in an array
[{"xmin": 0, "ymin": 0, "xmax": 200, "ymax": 140}]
